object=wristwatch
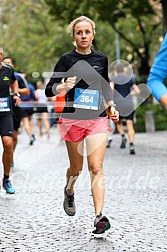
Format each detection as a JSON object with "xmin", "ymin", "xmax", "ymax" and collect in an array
[{"xmin": 13, "ymin": 93, "xmax": 21, "ymax": 98}]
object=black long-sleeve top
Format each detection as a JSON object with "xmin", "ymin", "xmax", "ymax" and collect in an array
[{"xmin": 45, "ymin": 49, "xmax": 113, "ymax": 119}]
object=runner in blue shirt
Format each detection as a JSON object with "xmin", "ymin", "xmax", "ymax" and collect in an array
[{"xmin": 147, "ymin": 34, "xmax": 167, "ymax": 109}]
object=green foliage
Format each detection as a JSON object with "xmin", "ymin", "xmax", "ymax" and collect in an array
[
  {"xmin": 0, "ymin": 0, "xmax": 165, "ymax": 84},
  {"xmin": 0, "ymin": 0, "xmax": 72, "ymax": 81},
  {"xmin": 45, "ymin": 0, "xmax": 163, "ymax": 76},
  {"xmin": 135, "ymin": 103, "xmax": 167, "ymax": 132}
]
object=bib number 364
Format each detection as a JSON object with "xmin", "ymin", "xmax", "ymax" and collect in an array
[
  {"xmin": 73, "ymin": 88, "xmax": 99, "ymax": 110},
  {"xmin": 80, "ymin": 95, "xmax": 94, "ymax": 104}
]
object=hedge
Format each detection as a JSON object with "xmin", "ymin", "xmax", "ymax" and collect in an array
[{"xmin": 134, "ymin": 103, "xmax": 167, "ymax": 132}]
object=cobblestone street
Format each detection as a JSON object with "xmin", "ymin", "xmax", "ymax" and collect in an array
[{"xmin": 0, "ymin": 126, "xmax": 167, "ymax": 252}]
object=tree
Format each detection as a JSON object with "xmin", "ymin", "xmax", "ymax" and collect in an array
[
  {"xmin": 161, "ymin": 0, "xmax": 167, "ymax": 36},
  {"xmin": 0, "ymin": 0, "xmax": 72, "ymax": 81},
  {"xmin": 0, "ymin": 0, "xmax": 163, "ymax": 81},
  {"xmin": 45, "ymin": 0, "xmax": 162, "ymax": 79}
]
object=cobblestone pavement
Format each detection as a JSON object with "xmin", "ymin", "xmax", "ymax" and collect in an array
[{"xmin": 0, "ymin": 125, "xmax": 167, "ymax": 252}]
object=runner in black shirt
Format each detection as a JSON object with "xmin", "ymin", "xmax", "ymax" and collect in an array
[
  {"xmin": 45, "ymin": 16, "xmax": 119, "ymax": 234},
  {"xmin": 0, "ymin": 47, "xmax": 20, "ymax": 193},
  {"xmin": 110, "ymin": 64, "xmax": 140, "ymax": 154},
  {"xmin": 3, "ymin": 56, "xmax": 30, "ymax": 165}
]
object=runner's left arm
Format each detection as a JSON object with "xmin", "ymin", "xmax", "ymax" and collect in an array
[{"xmin": 10, "ymin": 70, "xmax": 21, "ymax": 106}]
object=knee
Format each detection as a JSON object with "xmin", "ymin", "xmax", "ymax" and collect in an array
[
  {"xmin": 3, "ymin": 140, "xmax": 13, "ymax": 153},
  {"xmin": 90, "ymin": 164, "xmax": 103, "ymax": 175}
]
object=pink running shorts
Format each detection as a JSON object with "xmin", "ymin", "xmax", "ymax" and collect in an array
[{"xmin": 58, "ymin": 116, "xmax": 108, "ymax": 142}]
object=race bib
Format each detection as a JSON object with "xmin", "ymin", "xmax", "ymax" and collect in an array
[
  {"xmin": 0, "ymin": 97, "xmax": 10, "ymax": 112},
  {"xmin": 73, "ymin": 88, "xmax": 99, "ymax": 110}
]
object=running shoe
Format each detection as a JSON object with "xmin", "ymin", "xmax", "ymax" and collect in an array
[
  {"xmin": 32, "ymin": 134, "xmax": 36, "ymax": 141},
  {"xmin": 120, "ymin": 137, "xmax": 127, "ymax": 149},
  {"xmin": 63, "ymin": 187, "xmax": 76, "ymax": 216},
  {"xmin": 3, "ymin": 179, "xmax": 15, "ymax": 194},
  {"xmin": 129, "ymin": 144, "xmax": 135, "ymax": 154},
  {"xmin": 106, "ymin": 139, "xmax": 112, "ymax": 148},
  {"xmin": 29, "ymin": 134, "xmax": 35, "ymax": 145},
  {"xmin": 92, "ymin": 213, "xmax": 111, "ymax": 234}
]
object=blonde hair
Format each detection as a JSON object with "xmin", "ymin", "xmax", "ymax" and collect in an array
[{"xmin": 66, "ymin": 15, "xmax": 96, "ymax": 36}]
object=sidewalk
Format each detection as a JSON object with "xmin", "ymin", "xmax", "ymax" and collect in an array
[{"xmin": 0, "ymin": 127, "xmax": 167, "ymax": 252}]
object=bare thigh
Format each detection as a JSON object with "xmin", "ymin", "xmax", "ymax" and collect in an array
[{"xmin": 86, "ymin": 133, "xmax": 107, "ymax": 173}]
